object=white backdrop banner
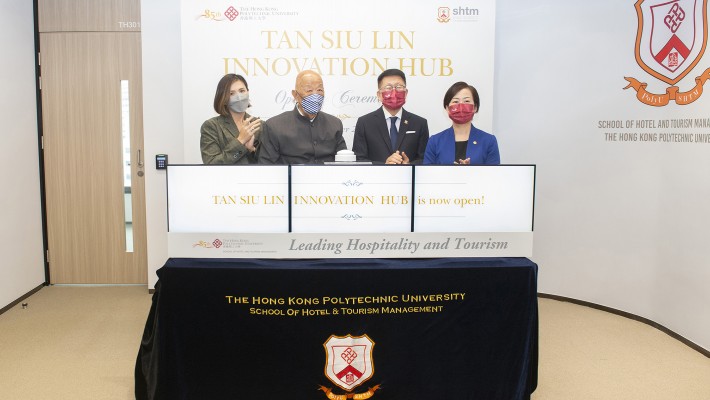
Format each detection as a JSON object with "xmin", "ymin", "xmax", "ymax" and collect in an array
[{"xmin": 180, "ymin": 0, "xmax": 497, "ymax": 163}]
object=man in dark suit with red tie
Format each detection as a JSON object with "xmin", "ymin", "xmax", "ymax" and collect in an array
[{"xmin": 353, "ymin": 69, "xmax": 430, "ymax": 164}]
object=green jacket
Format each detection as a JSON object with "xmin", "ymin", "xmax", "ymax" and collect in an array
[{"xmin": 200, "ymin": 113, "xmax": 261, "ymax": 164}]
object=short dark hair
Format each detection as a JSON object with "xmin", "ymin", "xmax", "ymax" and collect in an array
[
  {"xmin": 377, "ymin": 69, "xmax": 406, "ymax": 87},
  {"xmin": 443, "ymin": 81, "xmax": 479, "ymax": 111},
  {"xmin": 213, "ymin": 74, "xmax": 249, "ymax": 116}
]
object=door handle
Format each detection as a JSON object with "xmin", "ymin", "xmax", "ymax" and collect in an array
[{"xmin": 137, "ymin": 149, "xmax": 144, "ymax": 176}]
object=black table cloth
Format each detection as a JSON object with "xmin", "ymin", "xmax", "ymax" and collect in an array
[{"xmin": 135, "ymin": 257, "xmax": 538, "ymax": 400}]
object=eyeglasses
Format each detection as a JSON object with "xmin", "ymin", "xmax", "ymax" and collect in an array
[{"xmin": 380, "ymin": 84, "xmax": 407, "ymax": 92}]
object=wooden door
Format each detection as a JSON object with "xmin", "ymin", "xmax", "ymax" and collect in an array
[{"xmin": 40, "ymin": 31, "xmax": 147, "ymax": 283}]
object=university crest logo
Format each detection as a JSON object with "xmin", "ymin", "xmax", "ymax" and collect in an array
[
  {"xmin": 437, "ymin": 7, "xmax": 451, "ymax": 23},
  {"xmin": 624, "ymin": 0, "xmax": 710, "ymax": 105},
  {"xmin": 319, "ymin": 334, "xmax": 381, "ymax": 399}
]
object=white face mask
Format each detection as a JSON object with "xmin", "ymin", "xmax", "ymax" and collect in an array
[{"xmin": 228, "ymin": 92, "xmax": 249, "ymax": 113}]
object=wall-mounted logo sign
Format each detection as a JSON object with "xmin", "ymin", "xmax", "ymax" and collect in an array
[{"xmin": 624, "ymin": 0, "xmax": 710, "ymax": 106}]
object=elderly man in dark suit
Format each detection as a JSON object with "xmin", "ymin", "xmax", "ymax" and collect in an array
[
  {"xmin": 352, "ymin": 69, "xmax": 429, "ymax": 164},
  {"xmin": 259, "ymin": 70, "xmax": 346, "ymax": 164}
]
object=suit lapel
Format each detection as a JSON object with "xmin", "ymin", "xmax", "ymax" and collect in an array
[
  {"xmin": 376, "ymin": 109, "xmax": 394, "ymax": 152},
  {"xmin": 223, "ymin": 115, "xmax": 239, "ymax": 139},
  {"xmin": 466, "ymin": 125, "xmax": 476, "ymax": 160},
  {"xmin": 395, "ymin": 109, "xmax": 410, "ymax": 151}
]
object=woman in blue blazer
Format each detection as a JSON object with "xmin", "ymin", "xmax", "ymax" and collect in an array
[{"xmin": 424, "ymin": 82, "xmax": 500, "ymax": 165}]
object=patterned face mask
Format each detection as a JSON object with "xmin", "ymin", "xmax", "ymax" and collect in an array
[{"xmin": 299, "ymin": 93, "xmax": 324, "ymax": 115}]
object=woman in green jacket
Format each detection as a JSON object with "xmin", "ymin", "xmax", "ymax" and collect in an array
[{"xmin": 200, "ymin": 74, "xmax": 262, "ymax": 164}]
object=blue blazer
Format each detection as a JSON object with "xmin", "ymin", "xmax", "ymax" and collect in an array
[{"xmin": 423, "ymin": 125, "xmax": 500, "ymax": 165}]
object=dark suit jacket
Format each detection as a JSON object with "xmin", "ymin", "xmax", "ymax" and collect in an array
[
  {"xmin": 258, "ymin": 107, "xmax": 346, "ymax": 165},
  {"xmin": 352, "ymin": 107, "xmax": 429, "ymax": 163}
]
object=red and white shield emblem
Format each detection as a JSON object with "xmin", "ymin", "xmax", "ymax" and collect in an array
[
  {"xmin": 635, "ymin": 0, "xmax": 709, "ymax": 85},
  {"xmin": 437, "ymin": 7, "xmax": 451, "ymax": 23},
  {"xmin": 323, "ymin": 334, "xmax": 375, "ymax": 392}
]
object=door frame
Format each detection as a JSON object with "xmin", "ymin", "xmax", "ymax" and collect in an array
[{"xmin": 33, "ymin": 0, "xmax": 50, "ymax": 284}]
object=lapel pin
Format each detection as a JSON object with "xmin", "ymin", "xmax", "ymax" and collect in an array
[
  {"xmin": 473, "ymin": 141, "xmax": 478, "ymax": 145},
  {"xmin": 404, "ymin": 120, "xmax": 408, "ymax": 125}
]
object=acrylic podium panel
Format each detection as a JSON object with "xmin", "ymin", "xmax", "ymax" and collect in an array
[{"xmin": 166, "ymin": 165, "xmax": 535, "ymax": 258}]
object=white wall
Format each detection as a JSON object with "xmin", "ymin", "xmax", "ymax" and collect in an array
[
  {"xmin": 142, "ymin": 0, "xmax": 184, "ymax": 287},
  {"xmin": 142, "ymin": 0, "xmax": 710, "ymax": 351},
  {"xmin": 0, "ymin": 0, "xmax": 46, "ymax": 308},
  {"xmin": 495, "ymin": 0, "xmax": 710, "ymax": 350}
]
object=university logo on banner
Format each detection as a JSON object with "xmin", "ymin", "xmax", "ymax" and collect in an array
[
  {"xmin": 319, "ymin": 334, "xmax": 381, "ymax": 399},
  {"xmin": 625, "ymin": 0, "xmax": 710, "ymax": 106},
  {"xmin": 438, "ymin": 7, "xmax": 451, "ymax": 22}
]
